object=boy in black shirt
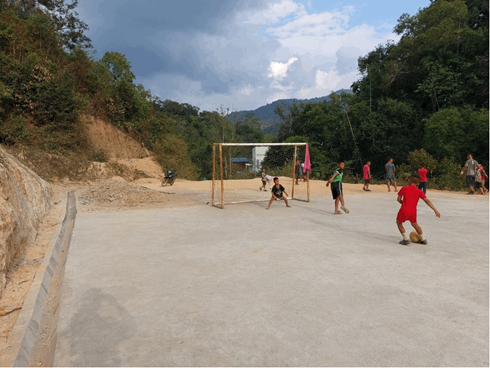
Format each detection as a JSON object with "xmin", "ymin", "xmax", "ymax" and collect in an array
[{"xmin": 266, "ymin": 177, "xmax": 291, "ymax": 209}]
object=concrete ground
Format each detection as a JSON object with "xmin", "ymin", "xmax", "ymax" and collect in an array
[{"xmin": 54, "ymin": 190, "xmax": 489, "ymax": 366}]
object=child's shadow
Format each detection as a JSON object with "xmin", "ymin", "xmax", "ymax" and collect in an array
[{"xmin": 66, "ymin": 287, "xmax": 137, "ymax": 366}]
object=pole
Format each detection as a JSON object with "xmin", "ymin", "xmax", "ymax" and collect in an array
[
  {"xmin": 307, "ymin": 169, "xmax": 310, "ymax": 202},
  {"xmin": 212, "ymin": 144, "xmax": 216, "ymax": 206},
  {"xmin": 219, "ymin": 143, "xmax": 224, "ymax": 209},
  {"xmin": 292, "ymin": 145, "xmax": 297, "ymax": 199}
]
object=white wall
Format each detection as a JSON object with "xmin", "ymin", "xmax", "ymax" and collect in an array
[{"xmin": 252, "ymin": 146, "xmax": 269, "ymax": 172}]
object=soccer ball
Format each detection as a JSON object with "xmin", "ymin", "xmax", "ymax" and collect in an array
[{"xmin": 409, "ymin": 231, "xmax": 421, "ymax": 243}]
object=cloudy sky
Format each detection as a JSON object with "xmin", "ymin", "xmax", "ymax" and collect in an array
[{"xmin": 77, "ymin": 0, "xmax": 430, "ymax": 112}]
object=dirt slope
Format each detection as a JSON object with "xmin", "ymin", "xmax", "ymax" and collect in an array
[{"xmin": 82, "ymin": 115, "xmax": 150, "ymax": 160}]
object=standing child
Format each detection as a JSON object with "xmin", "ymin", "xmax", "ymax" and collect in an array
[
  {"xmin": 417, "ymin": 164, "xmax": 428, "ymax": 194},
  {"xmin": 260, "ymin": 168, "xmax": 269, "ymax": 191},
  {"xmin": 475, "ymin": 165, "xmax": 485, "ymax": 195},
  {"xmin": 396, "ymin": 175, "xmax": 440, "ymax": 245},
  {"xmin": 362, "ymin": 161, "xmax": 371, "ymax": 191},
  {"xmin": 266, "ymin": 177, "xmax": 291, "ymax": 209},
  {"xmin": 479, "ymin": 164, "xmax": 488, "ymax": 194},
  {"xmin": 326, "ymin": 161, "xmax": 349, "ymax": 215},
  {"xmin": 295, "ymin": 159, "xmax": 302, "ymax": 184}
]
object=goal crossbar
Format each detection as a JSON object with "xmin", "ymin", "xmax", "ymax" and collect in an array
[{"xmin": 214, "ymin": 143, "xmax": 307, "ymax": 147}]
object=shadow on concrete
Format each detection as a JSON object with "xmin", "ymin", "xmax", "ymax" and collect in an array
[{"xmin": 67, "ymin": 288, "xmax": 136, "ymax": 366}]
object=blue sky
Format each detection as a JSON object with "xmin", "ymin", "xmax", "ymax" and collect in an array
[{"xmin": 77, "ymin": 0, "xmax": 431, "ymax": 112}]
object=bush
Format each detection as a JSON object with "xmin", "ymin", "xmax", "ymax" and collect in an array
[
  {"xmin": 11, "ymin": 146, "xmax": 91, "ymax": 181},
  {"xmin": 433, "ymin": 157, "xmax": 466, "ymax": 191},
  {"xmin": 395, "ymin": 149, "xmax": 439, "ymax": 187},
  {"xmin": 0, "ymin": 115, "xmax": 29, "ymax": 144},
  {"xmin": 89, "ymin": 149, "xmax": 108, "ymax": 162},
  {"xmin": 153, "ymin": 134, "xmax": 198, "ymax": 180}
]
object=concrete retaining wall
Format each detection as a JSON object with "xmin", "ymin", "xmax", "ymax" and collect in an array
[
  {"xmin": 0, "ymin": 146, "xmax": 52, "ymax": 299},
  {"xmin": 0, "ymin": 191, "xmax": 77, "ymax": 367}
]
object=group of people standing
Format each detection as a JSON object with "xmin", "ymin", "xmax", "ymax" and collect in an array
[
  {"xmin": 362, "ymin": 156, "xmax": 488, "ymax": 196},
  {"xmin": 362, "ymin": 158, "xmax": 427, "ymax": 194}
]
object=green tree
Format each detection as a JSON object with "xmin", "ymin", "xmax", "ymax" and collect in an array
[
  {"xmin": 235, "ymin": 113, "xmax": 264, "ymax": 143},
  {"xmin": 422, "ymin": 106, "xmax": 488, "ymax": 166}
]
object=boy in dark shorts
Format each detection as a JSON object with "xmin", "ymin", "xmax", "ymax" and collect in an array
[
  {"xmin": 326, "ymin": 161, "xmax": 349, "ymax": 215},
  {"xmin": 417, "ymin": 164, "xmax": 428, "ymax": 194},
  {"xmin": 266, "ymin": 177, "xmax": 291, "ymax": 209},
  {"xmin": 396, "ymin": 175, "xmax": 440, "ymax": 245},
  {"xmin": 260, "ymin": 168, "xmax": 270, "ymax": 191},
  {"xmin": 362, "ymin": 160, "xmax": 371, "ymax": 191}
]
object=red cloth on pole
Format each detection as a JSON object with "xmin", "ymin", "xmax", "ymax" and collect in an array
[{"xmin": 304, "ymin": 143, "xmax": 311, "ymax": 171}]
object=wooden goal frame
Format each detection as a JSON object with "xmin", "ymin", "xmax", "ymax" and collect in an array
[{"xmin": 211, "ymin": 142, "xmax": 310, "ymax": 209}]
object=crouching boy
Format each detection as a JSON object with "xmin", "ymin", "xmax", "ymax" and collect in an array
[{"xmin": 266, "ymin": 177, "xmax": 291, "ymax": 209}]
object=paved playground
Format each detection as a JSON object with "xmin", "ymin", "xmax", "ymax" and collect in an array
[{"xmin": 54, "ymin": 189, "xmax": 489, "ymax": 366}]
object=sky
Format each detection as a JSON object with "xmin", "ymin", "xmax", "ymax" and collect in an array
[{"xmin": 77, "ymin": 0, "xmax": 431, "ymax": 112}]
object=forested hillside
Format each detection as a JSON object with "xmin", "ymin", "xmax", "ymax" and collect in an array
[
  {"xmin": 226, "ymin": 90, "xmax": 351, "ymax": 135},
  {"xmin": 0, "ymin": 0, "xmax": 488, "ymax": 189}
]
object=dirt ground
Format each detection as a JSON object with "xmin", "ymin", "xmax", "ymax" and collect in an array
[{"xmin": 0, "ymin": 175, "xmax": 485, "ymax": 358}]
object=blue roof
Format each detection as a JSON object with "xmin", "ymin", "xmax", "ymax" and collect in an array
[{"xmin": 231, "ymin": 157, "xmax": 249, "ymax": 163}]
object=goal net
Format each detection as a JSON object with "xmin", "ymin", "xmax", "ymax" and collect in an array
[{"xmin": 211, "ymin": 143, "xmax": 310, "ymax": 208}]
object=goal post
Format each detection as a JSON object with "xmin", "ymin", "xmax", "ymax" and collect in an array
[{"xmin": 211, "ymin": 142, "xmax": 310, "ymax": 208}]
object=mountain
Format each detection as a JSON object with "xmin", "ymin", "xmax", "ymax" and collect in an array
[{"xmin": 227, "ymin": 89, "xmax": 352, "ymax": 135}]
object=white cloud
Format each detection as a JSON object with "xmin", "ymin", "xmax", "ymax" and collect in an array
[
  {"xmin": 266, "ymin": 9, "xmax": 350, "ymax": 39},
  {"xmin": 245, "ymin": 0, "xmax": 305, "ymax": 25},
  {"xmin": 315, "ymin": 69, "xmax": 341, "ymax": 90},
  {"xmin": 239, "ymin": 85, "xmax": 253, "ymax": 95},
  {"xmin": 267, "ymin": 57, "xmax": 298, "ymax": 79}
]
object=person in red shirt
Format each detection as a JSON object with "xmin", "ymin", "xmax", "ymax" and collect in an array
[
  {"xmin": 396, "ymin": 175, "xmax": 440, "ymax": 245},
  {"xmin": 362, "ymin": 160, "xmax": 371, "ymax": 191},
  {"xmin": 417, "ymin": 164, "xmax": 428, "ymax": 194},
  {"xmin": 476, "ymin": 164, "xmax": 488, "ymax": 195}
]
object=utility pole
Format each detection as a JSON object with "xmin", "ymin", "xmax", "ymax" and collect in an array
[{"xmin": 369, "ymin": 64, "xmax": 372, "ymax": 113}]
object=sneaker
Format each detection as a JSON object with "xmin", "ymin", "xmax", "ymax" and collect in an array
[
  {"xmin": 418, "ymin": 239, "xmax": 428, "ymax": 245},
  {"xmin": 259, "ymin": 187, "xmax": 262, "ymax": 191},
  {"xmin": 363, "ymin": 187, "xmax": 366, "ymax": 191},
  {"xmin": 265, "ymin": 207, "xmax": 270, "ymax": 210},
  {"xmin": 340, "ymin": 206, "xmax": 349, "ymax": 214},
  {"xmin": 286, "ymin": 205, "xmax": 292, "ymax": 208},
  {"xmin": 366, "ymin": 189, "xmax": 371, "ymax": 191},
  {"xmin": 467, "ymin": 191, "xmax": 475, "ymax": 195},
  {"xmin": 399, "ymin": 239, "xmax": 411, "ymax": 245}
]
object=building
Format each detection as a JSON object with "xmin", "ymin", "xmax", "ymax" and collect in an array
[
  {"xmin": 231, "ymin": 157, "xmax": 249, "ymax": 170},
  {"xmin": 252, "ymin": 146, "xmax": 269, "ymax": 172}
]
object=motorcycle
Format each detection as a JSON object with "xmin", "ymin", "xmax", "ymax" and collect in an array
[{"xmin": 162, "ymin": 170, "xmax": 178, "ymax": 186}]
